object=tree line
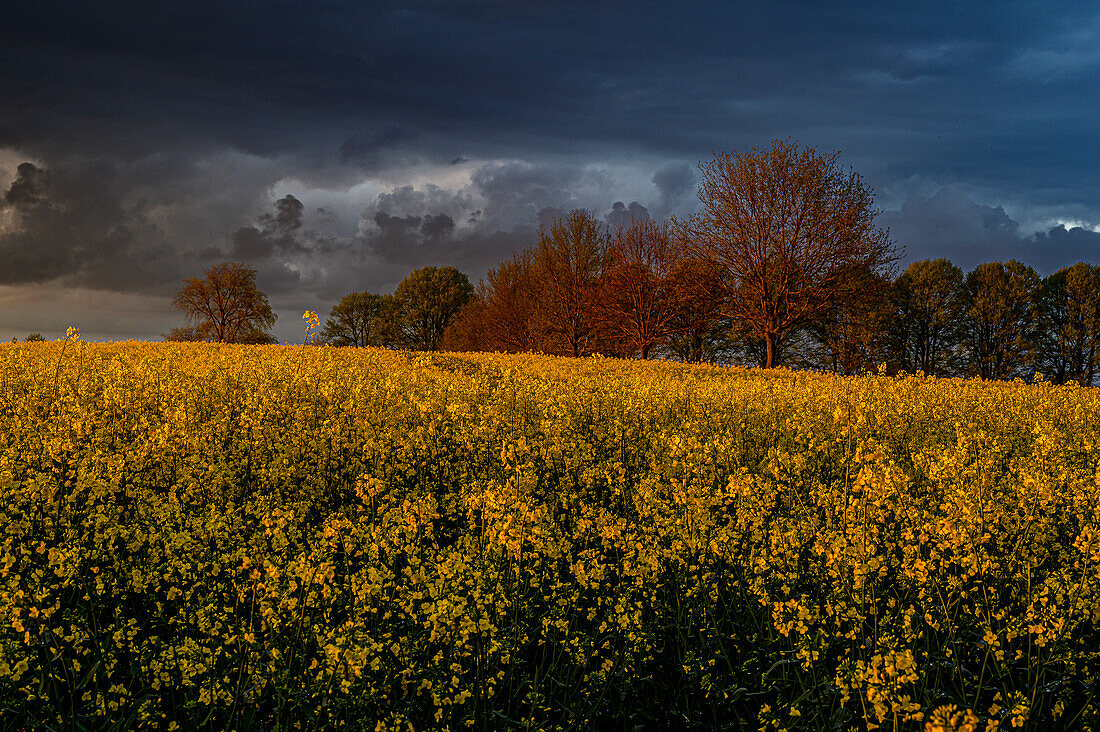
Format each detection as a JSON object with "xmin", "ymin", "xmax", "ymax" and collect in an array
[
  {"xmin": 317, "ymin": 228, "xmax": 1099, "ymax": 386},
  {"xmin": 166, "ymin": 140, "xmax": 1100, "ymax": 385}
]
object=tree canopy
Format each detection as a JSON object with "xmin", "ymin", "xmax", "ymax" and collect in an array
[
  {"xmin": 602, "ymin": 217, "xmax": 677, "ymax": 359},
  {"xmin": 888, "ymin": 258, "xmax": 965, "ymax": 376},
  {"xmin": 394, "ymin": 266, "xmax": 474, "ymax": 351},
  {"xmin": 322, "ymin": 291, "xmax": 398, "ymax": 347},
  {"xmin": 1038, "ymin": 262, "xmax": 1100, "ymax": 385},
  {"xmin": 962, "ymin": 260, "xmax": 1039, "ymax": 380}
]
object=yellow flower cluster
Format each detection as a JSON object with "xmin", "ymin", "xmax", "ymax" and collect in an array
[{"xmin": 0, "ymin": 341, "xmax": 1098, "ymax": 730}]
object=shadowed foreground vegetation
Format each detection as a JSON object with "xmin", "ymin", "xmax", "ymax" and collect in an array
[{"xmin": 1, "ymin": 341, "xmax": 1098, "ymax": 730}]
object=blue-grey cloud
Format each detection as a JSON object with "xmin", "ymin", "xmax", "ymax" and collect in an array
[
  {"xmin": 882, "ymin": 188, "xmax": 1100, "ymax": 273},
  {"xmin": 651, "ymin": 162, "xmax": 695, "ymax": 220}
]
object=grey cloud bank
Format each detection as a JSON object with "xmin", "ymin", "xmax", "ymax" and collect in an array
[{"xmin": 881, "ymin": 189, "xmax": 1100, "ymax": 272}]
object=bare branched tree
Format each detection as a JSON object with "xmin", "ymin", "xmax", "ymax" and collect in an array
[
  {"xmin": 665, "ymin": 256, "xmax": 727, "ymax": 363},
  {"xmin": 675, "ymin": 139, "xmax": 896, "ymax": 367},
  {"xmin": 170, "ymin": 262, "xmax": 277, "ymax": 344}
]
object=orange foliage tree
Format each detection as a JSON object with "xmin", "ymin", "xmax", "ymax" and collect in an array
[
  {"xmin": 601, "ymin": 217, "xmax": 678, "ymax": 359},
  {"xmin": 447, "ymin": 250, "xmax": 541, "ymax": 353},
  {"xmin": 170, "ymin": 262, "xmax": 277, "ymax": 344},
  {"xmin": 531, "ymin": 210, "xmax": 609, "ymax": 357},
  {"xmin": 676, "ymin": 139, "xmax": 895, "ymax": 368}
]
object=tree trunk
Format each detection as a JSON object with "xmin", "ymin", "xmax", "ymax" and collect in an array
[{"xmin": 765, "ymin": 332, "xmax": 776, "ymax": 368}]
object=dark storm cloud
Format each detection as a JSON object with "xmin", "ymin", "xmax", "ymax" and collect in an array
[
  {"xmin": 4, "ymin": 163, "xmax": 49, "ymax": 207},
  {"xmin": 264, "ymin": 194, "xmax": 304, "ymax": 233},
  {"xmin": 420, "ymin": 213, "xmax": 455, "ymax": 243},
  {"xmin": 372, "ymin": 185, "xmax": 477, "ymax": 224},
  {"xmin": 340, "ymin": 129, "xmax": 418, "ymax": 168},
  {"xmin": 0, "ymin": 159, "xmax": 178, "ymax": 289},
  {"xmin": 228, "ymin": 195, "xmax": 321, "ymax": 264},
  {"xmin": 4, "ymin": 0, "xmax": 1099, "ymax": 181},
  {"xmin": 359, "ymin": 202, "xmax": 526, "ymax": 273},
  {"xmin": 368, "ymin": 212, "xmax": 428, "ymax": 262},
  {"xmin": 351, "ymin": 185, "xmax": 475, "ymax": 268},
  {"xmin": 344, "ymin": 163, "xmax": 612, "ymax": 280},
  {"xmin": 469, "ymin": 162, "xmax": 585, "ymax": 229},
  {"xmin": 650, "ymin": 162, "xmax": 696, "ymax": 220},
  {"xmin": 1021, "ymin": 226, "xmax": 1100, "ymax": 275},
  {"xmin": 880, "ymin": 190, "xmax": 1022, "ymax": 264},
  {"xmin": 536, "ymin": 207, "xmax": 566, "ymax": 232},
  {"xmin": 230, "ymin": 227, "xmax": 275, "ymax": 260},
  {"xmin": 4, "ymin": 1, "xmax": 1100, "ymax": 340}
]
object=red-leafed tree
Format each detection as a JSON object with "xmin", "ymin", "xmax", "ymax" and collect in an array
[
  {"xmin": 676, "ymin": 139, "xmax": 895, "ymax": 367},
  {"xmin": 455, "ymin": 250, "xmax": 541, "ymax": 353},
  {"xmin": 532, "ymin": 210, "xmax": 610, "ymax": 357},
  {"xmin": 602, "ymin": 217, "xmax": 677, "ymax": 359}
]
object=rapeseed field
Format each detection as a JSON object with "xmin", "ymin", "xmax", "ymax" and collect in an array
[{"xmin": 1, "ymin": 341, "xmax": 1098, "ymax": 730}]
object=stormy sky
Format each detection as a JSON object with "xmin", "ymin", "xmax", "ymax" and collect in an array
[{"xmin": 2, "ymin": 1, "xmax": 1100, "ymax": 342}]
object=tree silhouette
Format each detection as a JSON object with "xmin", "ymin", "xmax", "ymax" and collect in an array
[
  {"xmin": 888, "ymin": 258, "xmax": 965, "ymax": 376},
  {"xmin": 961, "ymin": 260, "xmax": 1039, "ymax": 380},
  {"xmin": 1038, "ymin": 262, "xmax": 1100, "ymax": 385},
  {"xmin": 322, "ymin": 291, "xmax": 399, "ymax": 347},
  {"xmin": 810, "ymin": 266, "xmax": 892, "ymax": 374},
  {"xmin": 170, "ymin": 262, "xmax": 277, "ymax": 344},
  {"xmin": 676, "ymin": 139, "xmax": 895, "ymax": 367}
]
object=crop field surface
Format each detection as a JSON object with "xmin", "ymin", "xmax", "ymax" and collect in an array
[{"xmin": 1, "ymin": 342, "xmax": 1098, "ymax": 731}]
